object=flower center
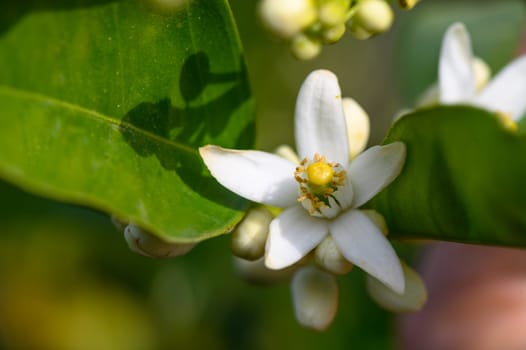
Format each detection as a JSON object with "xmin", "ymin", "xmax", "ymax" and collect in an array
[
  {"xmin": 294, "ymin": 153, "xmax": 346, "ymax": 216},
  {"xmin": 306, "ymin": 161, "xmax": 334, "ymax": 186}
]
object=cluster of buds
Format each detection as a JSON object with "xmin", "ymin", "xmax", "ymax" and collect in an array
[{"xmin": 259, "ymin": 0, "xmax": 421, "ymax": 59}]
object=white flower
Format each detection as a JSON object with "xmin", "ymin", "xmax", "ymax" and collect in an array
[
  {"xmin": 439, "ymin": 22, "xmax": 526, "ymax": 121},
  {"xmin": 200, "ymin": 70, "xmax": 406, "ymax": 294}
]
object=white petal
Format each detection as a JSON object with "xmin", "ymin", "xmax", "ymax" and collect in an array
[
  {"xmin": 291, "ymin": 266, "xmax": 339, "ymax": 331},
  {"xmin": 295, "ymin": 70, "xmax": 349, "ymax": 164},
  {"xmin": 265, "ymin": 206, "xmax": 328, "ymax": 269},
  {"xmin": 473, "ymin": 56, "xmax": 526, "ymax": 120},
  {"xmin": 199, "ymin": 145, "xmax": 298, "ymax": 208},
  {"xmin": 439, "ymin": 23, "xmax": 476, "ymax": 104},
  {"xmin": 342, "ymin": 97, "xmax": 370, "ymax": 159},
  {"xmin": 330, "ymin": 209, "xmax": 405, "ymax": 294},
  {"xmin": 348, "ymin": 142, "xmax": 405, "ymax": 208}
]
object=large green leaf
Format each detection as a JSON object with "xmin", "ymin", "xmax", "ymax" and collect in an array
[
  {"xmin": 371, "ymin": 106, "xmax": 526, "ymax": 247},
  {"xmin": 0, "ymin": 0, "xmax": 254, "ymax": 242},
  {"xmin": 395, "ymin": 0, "xmax": 526, "ymax": 104}
]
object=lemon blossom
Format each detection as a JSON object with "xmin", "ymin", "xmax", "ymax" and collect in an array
[
  {"xmin": 439, "ymin": 22, "xmax": 526, "ymax": 120},
  {"xmin": 200, "ymin": 70, "xmax": 406, "ymax": 294}
]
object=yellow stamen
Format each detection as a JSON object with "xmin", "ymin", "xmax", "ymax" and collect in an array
[{"xmin": 306, "ymin": 161, "xmax": 334, "ymax": 186}]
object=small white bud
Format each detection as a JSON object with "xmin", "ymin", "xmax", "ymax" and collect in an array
[
  {"xmin": 348, "ymin": 0, "xmax": 393, "ymax": 39},
  {"xmin": 321, "ymin": 23, "xmax": 347, "ymax": 44},
  {"xmin": 260, "ymin": 0, "xmax": 317, "ymax": 39},
  {"xmin": 361, "ymin": 209, "xmax": 388, "ymax": 235},
  {"xmin": 314, "ymin": 236, "xmax": 353, "ymax": 275},
  {"xmin": 274, "ymin": 144, "xmax": 301, "ymax": 164},
  {"xmin": 124, "ymin": 224, "xmax": 196, "ymax": 258},
  {"xmin": 473, "ymin": 56, "xmax": 491, "ymax": 92},
  {"xmin": 366, "ymin": 261, "xmax": 427, "ymax": 312},
  {"xmin": 342, "ymin": 97, "xmax": 370, "ymax": 159},
  {"xmin": 290, "ymin": 33, "xmax": 322, "ymax": 60},
  {"xmin": 291, "ymin": 266, "xmax": 339, "ymax": 331},
  {"xmin": 231, "ymin": 207, "xmax": 273, "ymax": 261},
  {"xmin": 318, "ymin": 0, "xmax": 351, "ymax": 27}
]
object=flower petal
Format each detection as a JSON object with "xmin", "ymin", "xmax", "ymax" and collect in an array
[
  {"xmin": 295, "ymin": 70, "xmax": 349, "ymax": 164},
  {"xmin": 348, "ymin": 142, "xmax": 406, "ymax": 208},
  {"xmin": 472, "ymin": 56, "xmax": 526, "ymax": 120},
  {"xmin": 265, "ymin": 205, "xmax": 328, "ymax": 269},
  {"xmin": 439, "ymin": 23, "xmax": 476, "ymax": 104},
  {"xmin": 199, "ymin": 145, "xmax": 298, "ymax": 207},
  {"xmin": 330, "ymin": 209, "xmax": 405, "ymax": 294}
]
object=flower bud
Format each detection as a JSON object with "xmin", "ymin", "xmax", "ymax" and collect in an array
[
  {"xmin": 274, "ymin": 144, "xmax": 300, "ymax": 164},
  {"xmin": 397, "ymin": 0, "xmax": 420, "ymax": 10},
  {"xmin": 291, "ymin": 266, "xmax": 339, "ymax": 331},
  {"xmin": 314, "ymin": 236, "xmax": 353, "ymax": 275},
  {"xmin": 321, "ymin": 23, "xmax": 346, "ymax": 44},
  {"xmin": 361, "ymin": 209, "xmax": 388, "ymax": 235},
  {"xmin": 318, "ymin": 0, "xmax": 351, "ymax": 27},
  {"xmin": 260, "ymin": 0, "xmax": 317, "ymax": 39},
  {"xmin": 290, "ymin": 33, "xmax": 322, "ymax": 60},
  {"xmin": 124, "ymin": 224, "xmax": 196, "ymax": 258},
  {"xmin": 473, "ymin": 56, "xmax": 491, "ymax": 92},
  {"xmin": 348, "ymin": 0, "xmax": 393, "ymax": 39},
  {"xmin": 342, "ymin": 97, "xmax": 370, "ymax": 159},
  {"xmin": 231, "ymin": 207, "xmax": 273, "ymax": 261},
  {"xmin": 366, "ymin": 261, "xmax": 427, "ymax": 312}
]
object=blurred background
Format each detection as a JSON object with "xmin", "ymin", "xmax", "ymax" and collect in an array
[{"xmin": 0, "ymin": 0, "xmax": 524, "ymax": 349}]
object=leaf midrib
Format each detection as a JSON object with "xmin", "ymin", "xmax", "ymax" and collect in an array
[{"xmin": 0, "ymin": 84, "xmax": 198, "ymax": 156}]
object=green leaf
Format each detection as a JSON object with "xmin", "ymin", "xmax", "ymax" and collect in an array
[
  {"xmin": 0, "ymin": 0, "xmax": 254, "ymax": 242},
  {"xmin": 371, "ymin": 106, "xmax": 526, "ymax": 247},
  {"xmin": 395, "ymin": 0, "xmax": 526, "ymax": 104}
]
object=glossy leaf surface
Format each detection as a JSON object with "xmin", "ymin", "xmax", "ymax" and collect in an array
[{"xmin": 0, "ymin": 0, "xmax": 254, "ymax": 242}]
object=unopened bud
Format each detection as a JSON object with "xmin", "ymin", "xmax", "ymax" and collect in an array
[
  {"xmin": 124, "ymin": 224, "xmax": 196, "ymax": 258},
  {"xmin": 260, "ymin": 0, "xmax": 317, "ymax": 39},
  {"xmin": 274, "ymin": 144, "xmax": 300, "ymax": 164},
  {"xmin": 290, "ymin": 33, "xmax": 322, "ymax": 60},
  {"xmin": 321, "ymin": 23, "xmax": 346, "ymax": 44},
  {"xmin": 314, "ymin": 236, "xmax": 353, "ymax": 275},
  {"xmin": 349, "ymin": 0, "xmax": 393, "ymax": 39},
  {"xmin": 231, "ymin": 208, "xmax": 273, "ymax": 261},
  {"xmin": 318, "ymin": 0, "xmax": 351, "ymax": 27},
  {"xmin": 366, "ymin": 261, "xmax": 427, "ymax": 312},
  {"xmin": 473, "ymin": 57, "xmax": 491, "ymax": 92},
  {"xmin": 342, "ymin": 98, "xmax": 370, "ymax": 158},
  {"xmin": 397, "ymin": 0, "xmax": 420, "ymax": 10},
  {"xmin": 291, "ymin": 266, "xmax": 339, "ymax": 331},
  {"xmin": 362, "ymin": 209, "xmax": 388, "ymax": 235}
]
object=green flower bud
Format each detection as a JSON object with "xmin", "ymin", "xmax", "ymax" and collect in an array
[
  {"xmin": 348, "ymin": 0, "xmax": 393, "ymax": 39},
  {"xmin": 314, "ymin": 236, "xmax": 353, "ymax": 275},
  {"xmin": 260, "ymin": 0, "xmax": 318, "ymax": 39},
  {"xmin": 398, "ymin": 0, "xmax": 420, "ymax": 10},
  {"xmin": 231, "ymin": 207, "xmax": 273, "ymax": 261},
  {"xmin": 290, "ymin": 33, "xmax": 322, "ymax": 60},
  {"xmin": 124, "ymin": 224, "xmax": 195, "ymax": 258},
  {"xmin": 321, "ymin": 23, "xmax": 346, "ymax": 44},
  {"xmin": 291, "ymin": 266, "xmax": 339, "ymax": 331},
  {"xmin": 366, "ymin": 261, "xmax": 427, "ymax": 312},
  {"xmin": 318, "ymin": 0, "xmax": 351, "ymax": 27}
]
